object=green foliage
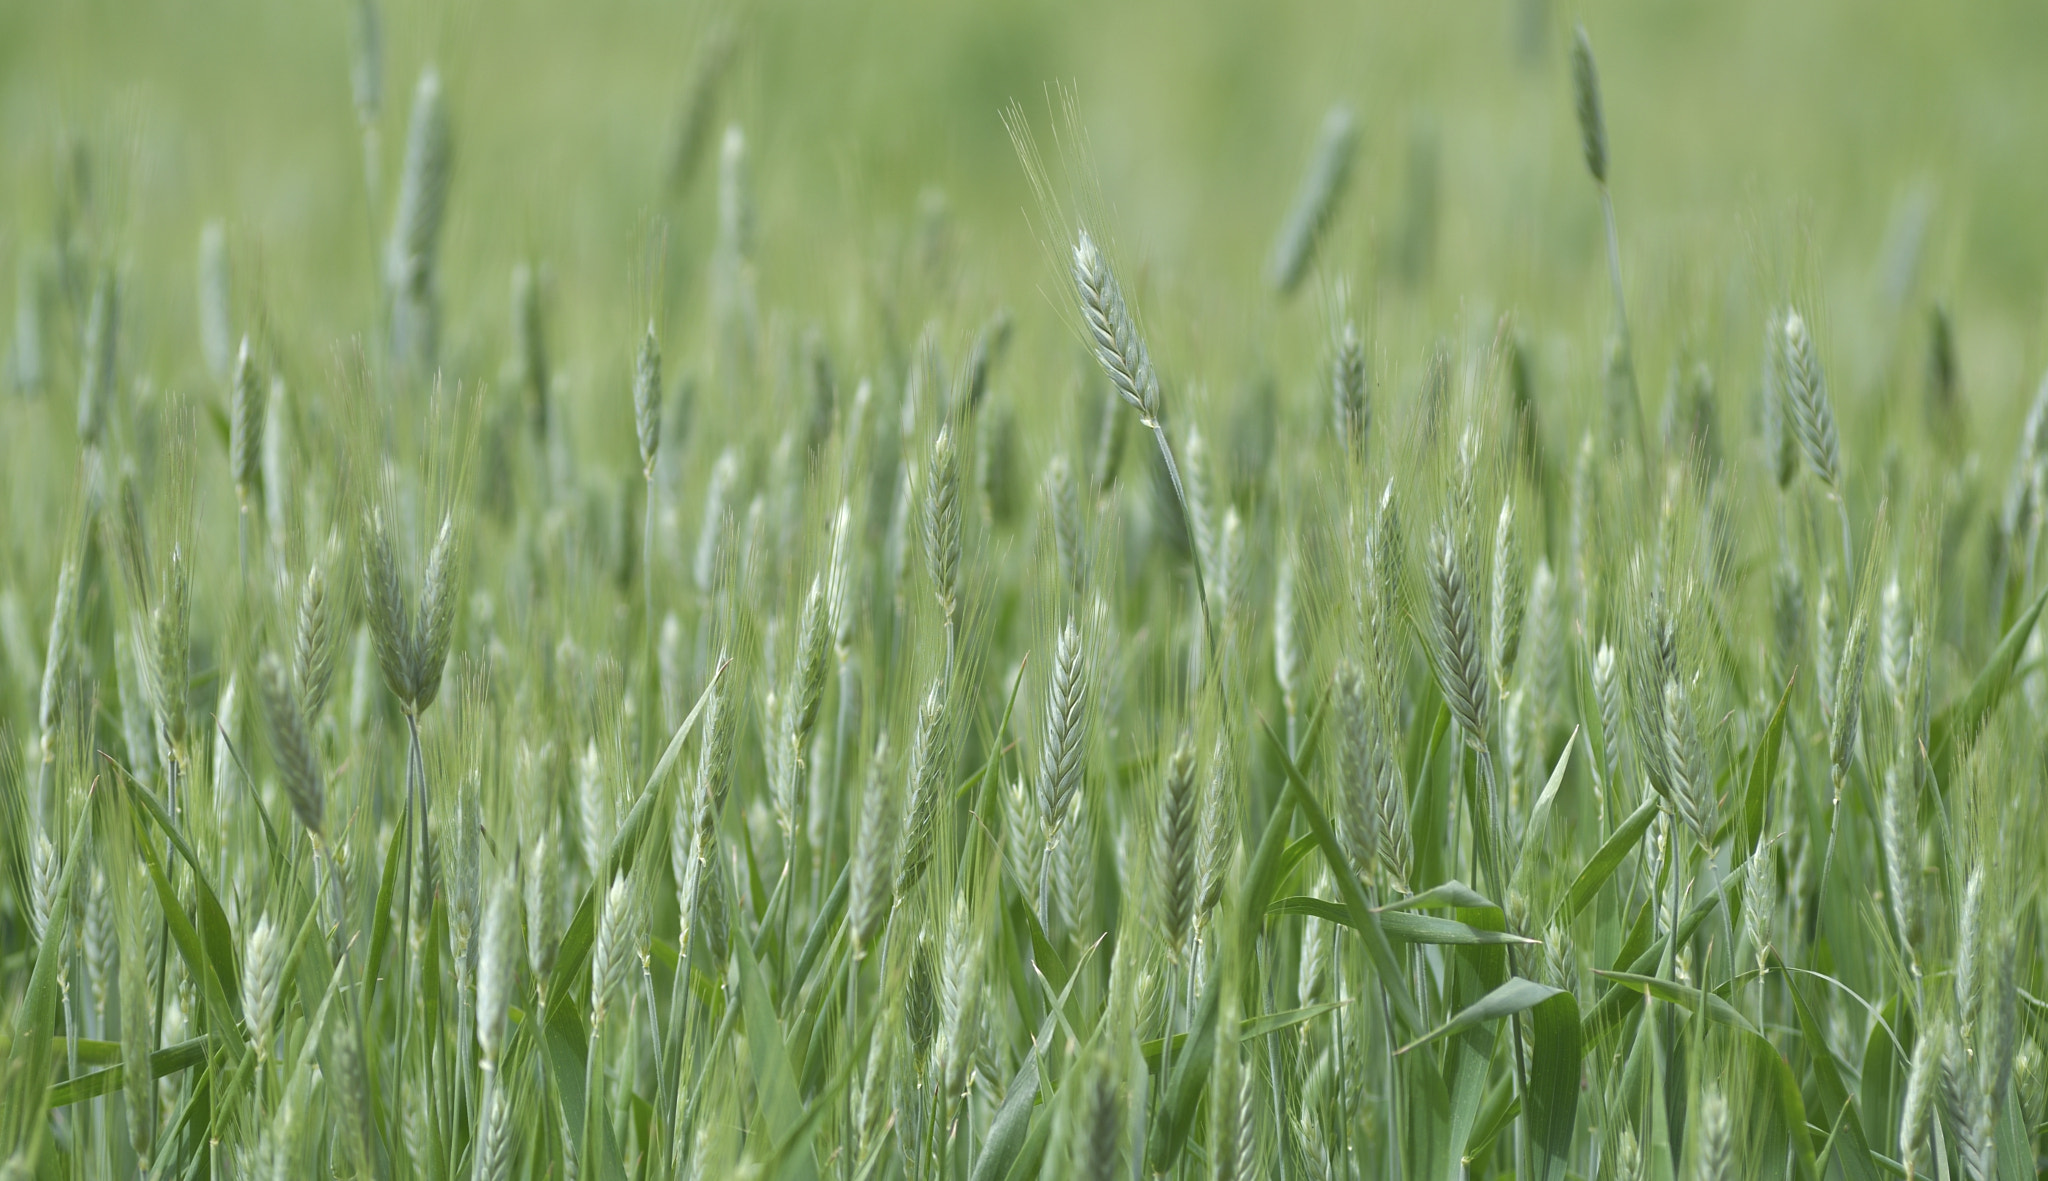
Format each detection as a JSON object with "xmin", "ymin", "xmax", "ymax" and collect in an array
[{"xmin": 2, "ymin": 3, "xmax": 2046, "ymax": 1179}]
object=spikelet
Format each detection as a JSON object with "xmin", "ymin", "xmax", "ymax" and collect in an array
[
  {"xmin": 1072, "ymin": 230, "xmax": 1161, "ymax": 425},
  {"xmin": 1829, "ymin": 603, "xmax": 1870, "ymax": 779},
  {"xmin": 1267, "ymin": 104, "xmax": 1358, "ymax": 294},
  {"xmin": 1782, "ymin": 310, "xmax": 1843, "ymax": 491},
  {"xmin": 413, "ymin": 512, "xmax": 461, "ymax": 714},
  {"xmin": 1056, "ymin": 790, "xmax": 1096, "ymax": 945},
  {"xmin": 388, "ymin": 69, "xmax": 452, "ymax": 366},
  {"xmin": 1660, "ymin": 677, "xmax": 1716, "ymax": 846},
  {"xmin": 588, "ymin": 872, "xmax": 638, "ymax": 1025},
  {"xmin": 1426, "ymin": 526, "xmax": 1490, "ymax": 744},
  {"xmin": 634, "ymin": 322, "xmax": 663, "ymax": 477},
  {"xmin": 935, "ymin": 897, "xmax": 982, "ymax": 1100},
  {"xmin": 295, "ymin": 558, "xmax": 336, "ymax": 719},
  {"xmin": 1901, "ymin": 1015, "xmax": 1945, "ymax": 1177},
  {"xmin": 1038, "ymin": 616, "xmax": 1089, "ymax": 834},
  {"xmin": 475, "ymin": 872, "xmax": 515, "ymax": 1069},
  {"xmin": 695, "ymin": 447, "xmax": 740, "ymax": 595},
  {"xmin": 895, "ymin": 682, "xmax": 947, "ymax": 900},
  {"xmin": 362, "ymin": 507, "xmax": 416, "ymax": 707},
  {"xmin": 37, "ymin": 559, "xmax": 76, "ymax": 754},
  {"xmin": 577, "ymin": 738, "xmax": 613, "ymax": 881},
  {"xmin": 230, "ymin": 337, "xmax": 265, "ymax": 499},
  {"xmin": 1491, "ymin": 497, "xmax": 1525, "ymax": 691},
  {"xmin": 1273, "ymin": 550, "xmax": 1301, "ymax": 708},
  {"xmin": 525, "ymin": 831, "xmax": 559, "ymax": 980},
  {"xmin": 849, "ymin": 734, "xmax": 896, "ymax": 955},
  {"xmin": 242, "ymin": 912, "xmax": 283, "ymax": 1050},
  {"xmin": 922, "ymin": 426, "xmax": 962, "ymax": 626},
  {"xmin": 1880, "ymin": 766, "xmax": 1917, "ymax": 957},
  {"xmin": 1592, "ymin": 640, "xmax": 1623, "ymax": 786},
  {"xmin": 1570, "ymin": 26, "xmax": 1608, "ymax": 184},
  {"xmin": 1153, "ymin": 737, "xmax": 1198, "ymax": 954},
  {"xmin": 257, "ymin": 651, "xmax": 323, "ymax": 837},
  {"xmin": 1694, "ymin": 1086, "xmax": 1732, "ymax": 1181}
]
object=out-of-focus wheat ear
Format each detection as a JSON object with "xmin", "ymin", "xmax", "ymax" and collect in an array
[
  {"xmin": 665, "ymin": 19, "xmax": 736, "ymax": 194},
  {"xmin": 718, "ymin": 123, "xmax": 754, "ymax": 261},
  {"xmin": 1592, "ymin": 640, "xmax": 1624, "ymax": 789},
  {"xmin": 1331, "ymin": 316, "xmax": 1369, "ymax": 463},
  {"xmin": 1273, "ymin": 548, "xmax": 1301, "ymax": 708},
  {"xmin": 36, "ymin": 559, "xmax": 77, "ymax": 760},
  {"xmin": 1570, "ymin": 26, "xmax": 1608, "ymax": 185},
  {"xmin": 152, "ymin": 542, "xmax": 193, "ymax": 757},
  {"xmin": 826, "ymin": 499, "xmax": 856, "ymax": 647},
  {"xmin": 1782, "ymin": 310, "xmax": 1843, "ymax": 491},
  {"xmin": 414, "ymin": 512, "xmax": 460, "ymax": 714},
  {"xmin": 1333, "ymin": 662, "xmax": 1378, "ymax": 876},
  {"xmin": 1879, "ymin": 766, "xmax": 1917, "ymax": 961},
  {"xmin": 959, "ymin": 307, "xmax": 1013, "ymax": 417},
  {"xmin": 230, "ymin": 337, "xmax": 265, "ymax": 501},
  {"xmin": 791, "ymin": 575, "xmax": 831, "ymax": 750},
  {"xmin": 1091, "ymin": 381, "xmax": 1132, "ymax": 497},
  {"xmin": 475, "ymin": 870, "xmax": 514, "ymax": 1070},
  {"xmin": 198, "ymin": 221, "xmax": 233, "ymax": 382},
  {"xmin": 257, "ymin": 651, "xmax": 323, "ymax": 837},
  {"xmin": 849, "ymin": 732, "xmax": 896, "ymax": 956},
  {"xmin": 82, "ymin": 865, "xmax": 112, "ymax": 1022},
  {"xmin": 935, "ymin": 896, "xmax": 983, "ymax": 1099},
  {"xmin": 388, "ymin": 68, "xmax": 452, "ymax": 295},
  {"xmin": 580, "ymin": 733, "xmax": 623, "ymax": 889},
  {"xmin": 1426, "ymin": 525, "xmax": 1490, "ymax": 745},
  {"xmin": 475, "ymin": 1072, "xmax": 517, "ymax": 1181},
  {"xmin": 524, "ymin": 828, "xmax": 559, "ymax": 980},
  {"xmin": 1055, "ymin": 789, "xmax": 1096, "ymax": 946},
  {"xmin": 1071, "ymin": 229, "xmax": 1161, "ymax": 425},
  {"xmin": 1267, "ymin": 103, "xmax": 1358, "ymax": 295},
  {"xmin": 1181, "ymin": 424, "xmax": 1218, "ymax": 582},
  {"xmin": 1901, "ymin": 1015, "xmax": 1945, "ymax": 1177},
  {"xmin": 242, "ymin": 911, "xmax": 283, "ymax": 1050},
  {"xmin": 1077, "ymin": 1050, "xmax": 1122, "ymax": 1181},
  {"xmin": 362, "ymin": 507, "xmax": 416, "ymax": 707},
  {"xmin": 349, "ymin": 0, "xmax": 382, "ymax": 122},
  {"xmin": 1925, "ymin": 302, "xmax": 1966, "ymax": 457},
  {"xmin": 1196, "ymin": 737, "xmax": 1233, "ymax": 920},
  {"xmin": 261, "ymin": 373, "xmax": 293, "ymax": 552},
  {"xmin": 1880, "ymin": 572, "xmax": 1910, "ymax": 702},
  {"xmin": 694, "ymin": 447, "xmax": 739, "ymax": 596},
  {"xmin": 1659, "ymin": 677, "xmax": 1715, "ymax": 847},
  {"xmin": 1153, "ymin": 736, "xmax": 1198, "ymax": 956},
  {"xmin": 1046, "ymin": 453, "xmax": 1088, "ymax": 597},
  {"xmin": 1760, "ymin": 310, "xmax": 1800, "ymax": 492},
  {"xmin": 1829, "ymin": 603, "xmax": 1869, "ymax": 778},
  {"xmin": 921, "ymin": 425, "xmax": 962, "ymax": 627},
  {"xmin": 1955, "ymin": 864, "xmax": 1983, "ymax": 1021},
  {"xmin": 76, "ymin": 267, "xmax": 117, "ymax": 450},
  {"xmin": 294, "ymin": 559, "xmax": 336, "ymax": 719},
  {"xmin": 634, "ymin": 322, "xmax": 663, "ymax": 477},
  {"xmin": 895, "ymin": 681, "xmax": 947, "ymax": 901},
  {"xmin": 13, "ymin": 249, "xmax": 49, "ymax": 396},
  {"xmin": 697, "ymin": 661, "xmax": 737, "ymax": 818},
  {"xmin": 511, "ymin": 262, "xmax": 551, "ymax": 441},
  {"xmin": 1491, "ymin": 496, "xmax": 1524, "ymax": 692},
  {"xmin": 1695, "ymin": 1086, "xmax": 1733, "ymax": 1181}
]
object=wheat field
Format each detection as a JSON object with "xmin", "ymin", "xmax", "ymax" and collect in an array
[{"xmin": 0, "ymin": 2, "xmax": 2045, "ymax": 1179}]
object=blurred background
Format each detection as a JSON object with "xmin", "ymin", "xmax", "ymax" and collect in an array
[{"xmin": 5, "ymin": 0, "xmax": 2048, "ymax": 465}]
